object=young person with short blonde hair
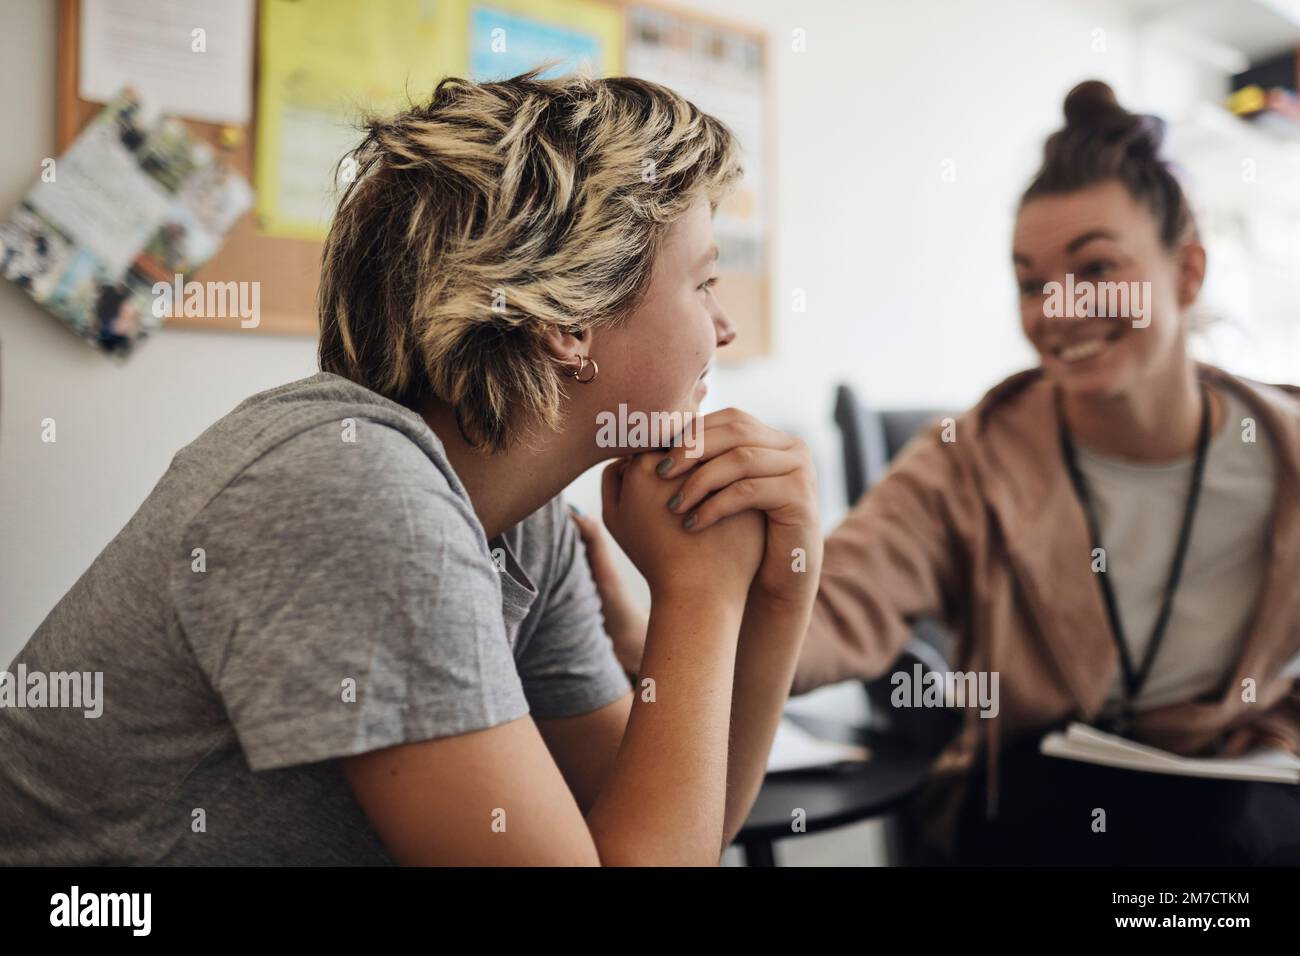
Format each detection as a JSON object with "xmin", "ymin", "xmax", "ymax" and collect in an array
[{"xmin": 0, "ymin": 72, "xmax": 821, "ymax": 866}]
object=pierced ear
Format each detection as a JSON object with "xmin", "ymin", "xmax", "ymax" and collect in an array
[
  {"xmin": 1177, "ymin": 242, "xmax": 1207, "ymax": 309},
  {"xmin": 541, "ymin": 323, "xmax": 589, "ymax": 363}
]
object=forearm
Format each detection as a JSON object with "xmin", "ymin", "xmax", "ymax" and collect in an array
[
  {"xmin": 606, "ymin": 600, "xmax": 647, "ymax": 685},
  {"xmin": 585, "ymin": 589, "xmax": 744, "ymax": 865},
  {"xmin": 719, "ymin": 590, "xmax": 815, "ymax": 853},
  {"xmin": 792, "ymin": 438, "xmax": 965, "ymax": 697},
  {"xmin": 791, "ymin": 544, "xmax": 940, "ymax": 696}
]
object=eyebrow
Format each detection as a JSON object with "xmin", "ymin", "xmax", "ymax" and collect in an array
[
  {"xmin": 1012, "ymin": 229, "xmax": 1120, "ymax": 267},
  {"xmin": 697, "ymin": 245, "xmax": 719, "ymax": 269},
  {"xmin": 1065, "ymin": 229, "xmax": 1118, "ymax": 253}
]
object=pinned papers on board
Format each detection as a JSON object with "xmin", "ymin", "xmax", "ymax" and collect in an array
[
  {"xmin": 0, "ymin": 89, "xmax": 252, "ymax": 357},
  {"xmin": 252, "ymin": 0, "xmax": 625, "ymax": 241},
  {"xmin": 79, "ymin": 0, "xmax": 255, "ymax": 126},
  {"xmin": 252, "ymin": 0, "xmax": 459, "ymax": 241}
]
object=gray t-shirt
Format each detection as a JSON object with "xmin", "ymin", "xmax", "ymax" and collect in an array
[
  {"xmin": 1076, "ymin": 385, "xmax": 1277, "ymax": 714},
  {"xmin": 0, "ymin": 372, "xmax": 631, "ymax": 864}
]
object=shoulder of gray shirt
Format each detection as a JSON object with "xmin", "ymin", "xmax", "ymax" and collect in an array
[
  {"xmin": 166, "ymin": 370, "xmax": 574, "ymax": 595},
  {"xmin": 173, "ymin": 371, "xmax": 468, "ymax": 510}
]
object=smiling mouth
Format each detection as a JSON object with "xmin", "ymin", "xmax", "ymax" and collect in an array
[{"xmin": 1052, "ymin": 326, "xmax": 1124, "ymax": 363}]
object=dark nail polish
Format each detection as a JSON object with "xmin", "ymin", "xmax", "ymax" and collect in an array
[
  {"xmin": 683, "ymin": 513, "xmax": 696, "ymax": 530},
  {"xmin": 667, "ymin": 493, "xmax": 682, "ymax": 512},
  {"xmin": 656, "ymin": 457, "xmax": 673, "ymax": 476}
]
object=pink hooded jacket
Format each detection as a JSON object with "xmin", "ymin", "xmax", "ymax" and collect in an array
[{"xmin": 793, "ymin": 363, "xmax": 1300, "ymax": 847}]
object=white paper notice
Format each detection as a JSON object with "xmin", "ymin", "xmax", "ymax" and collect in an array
[
  {"xmin": 28, "ymin": 116, "xmax": 175, "ymax": 277},
  {"xmin": 766, "ymin": 717, "xmax": 870, "ymax": 774},
  {"xmin": 79, "ymin": 0, "xmax": 254, "ymax": 125}
]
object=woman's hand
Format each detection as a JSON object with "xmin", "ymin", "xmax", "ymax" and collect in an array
[
  {"xmin": 600, "ymin": 451, "xmax": 764, "ymax": 606},
  {"xmin": 569, "ymin": 505, "xmax": 647, "ymax": 677},
  {"xmin": 651, "ymin": 408, "xmax": 822, "ymax": 607},
  {"xmin": 1221, "ymin": 722, "xmax": 1296, "ymax": 758}
]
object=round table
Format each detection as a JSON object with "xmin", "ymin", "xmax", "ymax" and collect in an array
[{"xmin": 734, "ymin": 714, "xmax": 934, "ymax": 866}]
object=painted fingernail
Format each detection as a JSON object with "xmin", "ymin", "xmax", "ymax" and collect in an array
[
  {"xmin": 656, "ymin": 457, "xmax": 673, "ymax": 476},
  {"xmin": 667, "ymin": 493, "xmax": 682, "ymax": 512},
  {"xmin": 683, "ymin": 513, "xmax": 697, "ymax": 530},
  {"xmin": 568, "ymin": 503, "xmax": 585, "ymax": 517}
]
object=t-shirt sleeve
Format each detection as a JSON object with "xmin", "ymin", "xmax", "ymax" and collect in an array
[
  {"xmin": 169, "ymin": 419, "xmax": 529, "ymax": 772},
  {"xmin": 513, "ymin": 498, "xmax": 633, "ymax": 720}
]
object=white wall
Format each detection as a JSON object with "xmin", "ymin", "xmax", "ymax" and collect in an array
[{"xmin": 2, "ymin": 0, "xmax": 1145, "ymax": 658}]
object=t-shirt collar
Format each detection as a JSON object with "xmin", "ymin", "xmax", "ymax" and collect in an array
[{"xmin": 489, "ymin": 533, "xmax": 538, "ymax": 637}]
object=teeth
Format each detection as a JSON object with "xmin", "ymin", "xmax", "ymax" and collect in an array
[{"xmin": 1059, "ymin": 339, "xmax": 1106, "ymax": 362}]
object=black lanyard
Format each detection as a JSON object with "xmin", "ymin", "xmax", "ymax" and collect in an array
[{"xmin": 1057, "ymin": 385, "xmax": 1212, "ymax": 722}]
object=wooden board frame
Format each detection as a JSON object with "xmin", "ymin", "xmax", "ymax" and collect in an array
[{"xmin": 624, "ymin": 0, "xmax": 775, "ymax": 361}]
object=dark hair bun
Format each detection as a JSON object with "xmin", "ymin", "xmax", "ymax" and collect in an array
[
  {"xmin": 1062, "ymin": 79, "xmax": 1165, "ymax": 159},
  {"xmin": 1063, "ymin": 80, "xmax": 1121, "ymax": 126},
  {"xmin": 1022, "ymin": 80, "xmax": 1196, "ymax": 248}
]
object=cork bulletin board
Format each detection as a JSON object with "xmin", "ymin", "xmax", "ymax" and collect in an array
[
  {"xmin": 55, "ymin": 0, "xmax": 774, "ymax": 358},
  {"xmin": 57, "ymin": 0, "xmax": 319, "ymax": 334}
]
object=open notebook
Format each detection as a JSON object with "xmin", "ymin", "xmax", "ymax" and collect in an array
[{"xmin": 1041, "ymin": 722, "xmax": 1300, "ymax": 783}]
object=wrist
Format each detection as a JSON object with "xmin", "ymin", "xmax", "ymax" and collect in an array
[
  {"xmin": 647, "ymin": 584, "xmax": 749, "ymax": 644},
  {"xmin": 749, "ymin": 583, "xmax": 816, "ymax": 615},
  {"xmin": 649, "ymin": 579, "xmax": 748, "ymax": 612}
]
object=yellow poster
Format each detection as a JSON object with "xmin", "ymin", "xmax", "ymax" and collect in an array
[{"xmin": 255, "ymin": 0, "xmax": 624, "ymax": 241}]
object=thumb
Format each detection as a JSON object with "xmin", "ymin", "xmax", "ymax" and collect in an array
[{"xmin": 1221, "ymin": 726, "xmax": 1252, "ymax": 758}]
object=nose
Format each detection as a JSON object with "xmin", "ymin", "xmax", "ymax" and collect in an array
[{"xmin": 713, "ymin": 309, "xmax": 736, "ymax": 348}]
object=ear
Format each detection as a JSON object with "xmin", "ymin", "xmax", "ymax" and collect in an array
[
  {"xmin": 541, "ymin": 323, "xmax": 589, "ymax": 365},
  {"xmin": 1176, "ymin": 241, "xmax": 1207, "ymax": 310}
]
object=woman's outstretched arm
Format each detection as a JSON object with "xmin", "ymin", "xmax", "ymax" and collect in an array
[{"xmin": 794, "ymin": 422, "xmax": 972, "ymax": 694}]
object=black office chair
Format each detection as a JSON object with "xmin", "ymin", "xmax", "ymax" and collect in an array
[
  {"xmin": 831, "ymin": 383, "xmax": 961, "ymax": 863},
  {"xmin": 834, "ymin": 386, "xmax": 953, "ymax": 506}
]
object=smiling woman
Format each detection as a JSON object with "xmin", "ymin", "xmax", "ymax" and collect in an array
[
  {"xmin": 791, "ymin": 79, "xmax": 1300, "ymax": 866},
  {"xmin": 1012, "ymin": 85, "xmax": 1208, "ymax": 458}
]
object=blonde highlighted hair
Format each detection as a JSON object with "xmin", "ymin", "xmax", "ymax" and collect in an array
[{"xmin": 318, "ymin": 69, "xmax": 742, "ymax": 453}]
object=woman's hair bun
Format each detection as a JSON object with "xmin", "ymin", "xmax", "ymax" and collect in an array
[
  {"xmin": 1063, "ymin": 80, "xmax": 1121, "ymax": 127},
  {"xmin": 1061, "ymin": 79, "xmax": 1165, "ymax": 159},
  {"xmin": 1022, "ymin": 79, "xmax": 1196, "ymax": 249}
]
